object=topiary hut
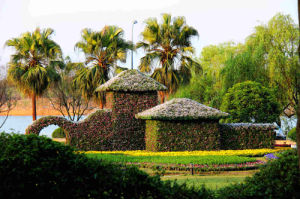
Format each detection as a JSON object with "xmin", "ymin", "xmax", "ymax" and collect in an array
[
  {"xmin": 135, "ymin": 98, "xmax": 229, "ymax": 151},
  {"xmin": 95, "ymin": 69, "xmax": 167, "ymax": 150}
]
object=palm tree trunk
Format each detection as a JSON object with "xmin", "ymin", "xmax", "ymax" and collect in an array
[
  {"xmin": 99, "ymin": 99, "xmax": 104, "ymax": 109},
  {"xmin": 159, "ymin": 91, "xmax": 165, "ymax": 104},
  {"xmin": 296, "ymin": 103, "xmax": 300, "ymax": 170},
  {"xmin": 32, "ymin": 93, "xmax": 37, "ymax": 121}
]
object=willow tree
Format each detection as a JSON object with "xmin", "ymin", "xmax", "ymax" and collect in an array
[
  {"xmin": 6, "ymin": 28, "xmax": 62, "ymax": 121},
  {"xmin": 245, "ymin": 13, "xmax": 299, "ymax": 109},
  {"xmin": 74, "ymin": 26, "xmax": 131, "ymax": 108},
  {"xmin": 137, "ymin": 14, "xmax": 200, "ymax": 102}
]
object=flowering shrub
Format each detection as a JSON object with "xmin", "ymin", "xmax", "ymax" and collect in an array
[
  {"xmin": 264, "ymin": 153, "xmax": 279, "ymax": 160},
  {"xmin": 145, "ymin": 120, "xmax": 221, "ymax": 151},
  {"xmin": 220, "ymin": 123, "xmax": 276, "ymax": 149},
  {"xmin": 83, "ymin": 148, "xmax": 289, "ymax": 157}
]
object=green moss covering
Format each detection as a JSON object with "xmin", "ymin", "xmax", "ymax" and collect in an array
[
  {"xmin": 145, "ymin": 120, "xmax": 221, "ymax": 151},
  {"xmin": 220, "ymin": 123, "xmax": 275, "ymax": 149},
  {"xmin": 111, "ymin": 91, "xmax": 159, "ymax": 150}
]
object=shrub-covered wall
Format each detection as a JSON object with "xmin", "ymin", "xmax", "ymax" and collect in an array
[
  {"xmin": 26, "ymin": 110, "xmax": 113, "ymax": 151},
  {"xmin": 26, "ymin": 91, "xmax": 158, "ymax": 151},
  {"xmin": 219, "ymin": 123, "xmax": 276, "ymax": 149},
  {"xmin": 144, "ymin": 121, "xmax": 276, "ymax": 151},
  {"xmin": 111, "ymin": 91, "xmax": 158, "ymax": 150},
  {"xmin": 145, "ymin": 120, "xmax": 221, "ymax": 151}
]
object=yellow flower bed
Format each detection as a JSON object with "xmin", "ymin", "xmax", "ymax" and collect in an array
[{"xmin": 83, "ymin": 147, "xmax": 291, "ymax": 157}]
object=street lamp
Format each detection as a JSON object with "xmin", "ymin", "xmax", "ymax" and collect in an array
[{"xmin": 131, "ymin": 20, "xmax": 138, "ymax": 69}]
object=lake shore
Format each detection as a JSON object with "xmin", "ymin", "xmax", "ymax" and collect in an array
[{"xmin": 0, "ymin": 98, "xmax": 97, "ymax": 116}]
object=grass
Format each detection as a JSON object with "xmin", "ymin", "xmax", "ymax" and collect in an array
[
  {"xmin": 86, "ymin": 153, "xmax": 257, "ymax": 165},
  {"xmin": 161, "ymin": 170, "xmax": 257, "ymax": 190}
]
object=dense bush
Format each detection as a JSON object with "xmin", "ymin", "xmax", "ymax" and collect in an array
[
  {"xmin": 0, "ymin": 133, "xmax": 214, "ymax": 199},
  {"xmin": 287, "ymin": 127, "xmax": 296, "ymax": 141},
  {"xmin": 217, "ymin": 149, "xmax": 300, "ymax": 199},
  {"xmin": 111, "ymin": 91, "xmax": 158, "ymax": 150},
  {"xmin": 145, "ymin": 120, "xmax": 221, "ymax": 151},
  {"xmin": 51, "ymin": 127, "xmax": 65, "ymax": 138},
  {"xmin": 221, "ymin": 81, "xmax": 281, "ymax": 123}
]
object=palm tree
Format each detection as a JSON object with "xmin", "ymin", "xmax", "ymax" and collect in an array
[
  {"xmin": 6, "ymin": 28, "xmax": 62, "ymax": 121},
  {"xmin": 137, "ymin": 14, "xmax": 200, "ymax": 102},
  {"xmin": 74, "ymin": 26, "xmax": 131, "ymax": 108}
]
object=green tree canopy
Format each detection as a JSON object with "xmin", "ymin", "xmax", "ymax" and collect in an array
[
  {"xmin": 245, "ymin": 13, "xmax": 299, "ymax": 108},
  {"xmin": 137, "ymin": 13, "xmax": 200, "ymax": 99},
  {"xmin": 74, "ymin": 26, "xmax": 131, "ymax": 108},
  {"xmin": 173, "ymin": 13, "xmax": 299, "ymax": 112},
  {"xmin": 6, "ymin": 28, "xmax": 62, "ymax": 121},
  {"xmin": 221, "ymin": 81, "xmax": 281, "ymax": 123}
]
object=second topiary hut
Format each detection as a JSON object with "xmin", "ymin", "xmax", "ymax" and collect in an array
[{"xmin": 135, "ymin": 98, "xmax": 229, "ymax": 151}]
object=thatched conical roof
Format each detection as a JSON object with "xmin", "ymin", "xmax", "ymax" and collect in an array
[
  {"xmin": 136, "ymin": 98, "xmax": 229, "ymax": 120},
  {"xmin": 96, "ymin": 69, "xmax": 167, "ymax": 92}
]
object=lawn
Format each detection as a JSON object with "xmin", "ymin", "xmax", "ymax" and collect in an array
[
  {"xmin": 84, "ymin": 148, "xmax": 289, "ymax": 189},
  {"xmin": 160, "ymin": 170, "xmax": 257, "ymax": 190},
  {"xmin": 86, "ymin": 153, "xmax": 257, "ymax": 165}
]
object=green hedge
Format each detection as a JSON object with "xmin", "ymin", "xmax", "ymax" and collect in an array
[
  {"xmin": 111, "ymin": 91, "xmax": 158, "ymax": 150},
  {"xmin": 217, "ymin": 150, "xmax": 300, "ymax": 199},
  {"xmin": 0, "ymin": 133, "xmax": 213, "ymax": 199},
  {"xmin": 145, "ymin": 120, "xmax": 221, "ymax": 151},
  {"xmin": 26, "ymin": 91, "xmax": 159, "ymax": 151},
  {"xmin": 26, "ymin": 110, "xmax": 114, "ymax": 150},
  {"xmin": 220, "ymin": 123, "xmax": 275, "ymax": 149}
]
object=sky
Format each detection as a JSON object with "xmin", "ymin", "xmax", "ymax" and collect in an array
[{"xmin": 0, "ymin": 0, "xmax": 298, "ymax": 73}]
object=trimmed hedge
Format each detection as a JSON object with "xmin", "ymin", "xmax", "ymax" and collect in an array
[
  {"xmin": 0, "ymin": 133, "xmax": 213, "ymax": 199},
  {"xmin": 145, "ymin": 120, "xmax": 221, "ymax": 151},
  {"xmin": 111, "ymin": 91, "xmax": 158, "ymax": 150},
  {"xmin": 144, "ymin": 122, "xmax": 275, "ymax": 151},
  {"xmin": 26, "ymin": 110, "xmax": 113, "ymax": 150},
  {"xmin": 220, "ymin": 123, "xmax": 275, "ymax": 149},
  {"xmin": 26, "ymin": 91, "xmax": 158, "ymax": 151}
]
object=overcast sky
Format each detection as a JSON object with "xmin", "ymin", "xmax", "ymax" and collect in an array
[{"xmin": 0, "ymin": 0, "xmax": 298, "ymax": 71}]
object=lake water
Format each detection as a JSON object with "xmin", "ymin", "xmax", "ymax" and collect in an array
[
  {"xmin": 0, "ymin": 115, "xmax": 85, "ymax": 138},
  {"xmin": 0, "ymin": 115, "xmax": 297, "ymax": 138}
]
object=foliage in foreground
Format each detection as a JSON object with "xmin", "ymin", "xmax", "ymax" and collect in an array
[
  {"xmin": 0, "ymin": 133, "xmax": 213, "ymax": 199},
  {"xmin": 217, "ymin": 150, "xmax": 300, "ymax": 199}
]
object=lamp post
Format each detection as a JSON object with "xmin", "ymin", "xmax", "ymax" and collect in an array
[{"xmin": 131, "ymin": 20, "xmax": 138, "ymax": 69}]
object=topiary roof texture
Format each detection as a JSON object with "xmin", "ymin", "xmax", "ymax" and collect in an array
[
  {"xmin": 135, "ymin": 98, "xmax": 229, "ymax": 120},
  {"xmin": 221, "ymin": 123, "xmax": 277, "ymax": 130},
  {"xmin": 96, "ymin": 69, "xmax": 167, "ymax": 92}
]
